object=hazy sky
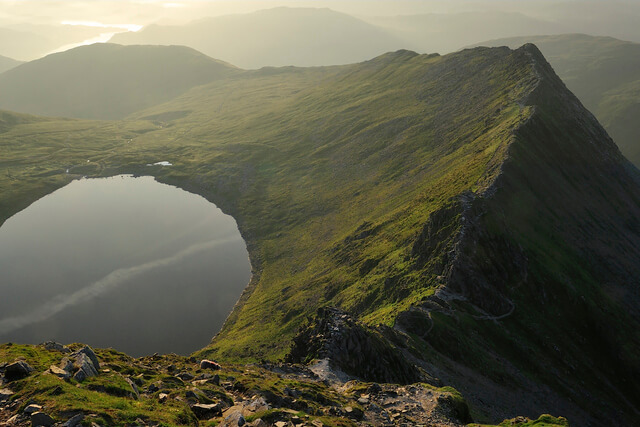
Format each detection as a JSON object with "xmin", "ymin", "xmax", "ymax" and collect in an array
[
  {"xmin": 1, "ymin": 0, "xmax": 636, "ymax": 27},
  {"xmin": 1, "ymin": 0, "xmax": 639, "ymax": 61}
]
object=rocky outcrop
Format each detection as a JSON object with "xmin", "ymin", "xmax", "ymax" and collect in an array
[
  {"xmin": 53, "ymin": 346, "xmax": 100, "ymax": 383},
  {"xmin": 286, "ymin": 307, "xmax": 422, "ymax": 384}
]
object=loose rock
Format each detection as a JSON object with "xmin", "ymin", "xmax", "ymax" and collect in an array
[
  {"xmin": 4, "ymin": 361, "xmax": 33, "ymax": 381},
  {"xmin": 48, "ymin": 365, "xmax": 71, "ymax": 380},
  {"xmin": 0, "ymin": 387, "xmax": 13, "ymax": 401},
  {"xmin": 191, "ymin": 403, "xmax": 222, "ymax": 419},
  {"xmin": 24, "ymin": 404, "xmax": 42, "ymax": 414},
  {"xmin": 41, "ymin": 341, "xmax": 70, "ymax": 353},
  {"xmin": 62, "ymin": 413, "xmax": 84, "ymax": 427},
  {"xmin": 30, "ymin": 411, "xmax": 54, "ymax": 426},
  {"xmin": 200, "ymin": 359, "xmax": 222, "ymax": 370}
]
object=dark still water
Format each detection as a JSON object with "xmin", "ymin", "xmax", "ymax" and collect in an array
[{"xmin": 0, "ymin": 175, "xmax": 251, "ymax": 356}]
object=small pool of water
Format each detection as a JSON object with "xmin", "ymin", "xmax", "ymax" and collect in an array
[{"xmin": 0, "ymin": 175, "xmax": 251, "ymax": 356}]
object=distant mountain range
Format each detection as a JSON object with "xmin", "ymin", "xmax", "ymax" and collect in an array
[
  {"xmin": 0, "ymin": 44, "xmax": 238, "ymax": 120},
  {"xmin": 365, "ymin": 11, "xmax": 564, "ymax": 54},
  {"xmin": 472, "ymin": 34, "xmax": 640, "ymax": 166},
  {"xmin": 109, "ymin": 7, "xmax": 408, "ymax": 68}
]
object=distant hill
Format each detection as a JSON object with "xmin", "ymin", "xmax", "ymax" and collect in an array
[
  {"xmin": 0, "ymin": 43, "xmax": 239, "ymax": 119},
  {"xmin": 110, "ymin": 7, "xmax": 406, "ymax": 69},
  {"xmin": 472, "ymin": 34, "xmax": 640, "ymax": 166},
  {"xmin": 0, "ymin": 54, "xmax": 22, "ymax": 74},
  {"xmin": 364, "ymin": 11, "xmax": 563, "ymax": 54}
]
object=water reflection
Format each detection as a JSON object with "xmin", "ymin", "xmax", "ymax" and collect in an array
[{"xmin": 0, "ymin": 175, "xmax": 251, "ymax": 356}]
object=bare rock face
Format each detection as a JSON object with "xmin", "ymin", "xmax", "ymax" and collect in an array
[{"xmin": 286, "ymin": 307, "xmax": 422, "ymax": 384}]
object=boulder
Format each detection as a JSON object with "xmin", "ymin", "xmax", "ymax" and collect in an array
[
  {"xmin": 71, "ymin": 353, "xmax": 99, "ymax": 382},
  {"xmin": 175, "ymin": 372, "xmax": 194, "ymax": 381},
  {"xmin": 62, "ymin": 413, "xmax": 84, "ymax": 427},
  {"xmin": 59, "ymin": 346, "xmax": 100, "ymax": 382},
  {"xmin": 49, "ymin": 365, "xmax": 71, "ymax": 380},
  {"xmin": 24, "ymin": 404, "xmax": 42, "ymax": 414},
  {"xmin": 200, "ymin": 359, "xmax": 221, "ymax": 370},
  {"xmin": 31, "ymin": 411, "xmax": 54, "ymax": 426},
  {"xmin": 0, "ymin": 387, "xmax": 13, "ymax": 401},
  {"xmin": 126, "ymin": 377, "xmax": 140, "ymax": 399},
  {"xmin": 246, "ymin": 420, "xmax": 268, "ymax": 427},
  {"xmin": 71, "ymin": 346, "xmax": 100, "ymax": 372},
  {"xmin": 220, "ymin": 411, "xmax": 245, "ymax": 426},
  {"xmin": 4, "ymin": 361, "xmax": 33, "ymax": 381},
  {"xmin": 41, "ymin": 341, "xmax": 71, "ymax": 353},
  {"xmin": 191, "ymin": 403, "xmax": 223, "ymax": 419}
]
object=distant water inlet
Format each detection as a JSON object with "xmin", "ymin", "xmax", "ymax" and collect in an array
[{"xmin": 0, "ymin": 176, "xmax": 251, "ymax": 356}]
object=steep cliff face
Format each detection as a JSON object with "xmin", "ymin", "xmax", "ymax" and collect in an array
[{"xmin": 397, "ymin": 45, "xmax": 640, "ymax": 425}]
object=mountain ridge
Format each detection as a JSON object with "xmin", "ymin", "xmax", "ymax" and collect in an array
[
  {"xmin": 0, "ymin": 45, "xmax": 638, "ymax": 425},
  {"xmin": 469, "ymin": 33, "xmax": 640, "ymax": 167}
]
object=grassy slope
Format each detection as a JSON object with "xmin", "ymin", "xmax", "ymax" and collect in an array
[
  {"xmin": 1, "ymin": 46, "xmax": 639, "ymax": 424},
  {"xmin": 0, "ymin": 43, "xmax": 239, "ymax": 120},
  {"xmin": 472, "ymin": 34, "xmax": 640, "ymax": 166}
]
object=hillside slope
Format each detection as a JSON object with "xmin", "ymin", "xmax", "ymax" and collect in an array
[
  {"xmin": 472, "ymin": 34, "xmax": 640, "ymax": 166},
  {"xmin": 110, "ymin": 7, "xmax": 405, "ymax": 69},
  {"xmin": 0, "ymin": 46, "xmax": 639, "ymax": 425},
  {"xmin": 0, "ymin": 43, "xmax": 238, "ymax": 119}
]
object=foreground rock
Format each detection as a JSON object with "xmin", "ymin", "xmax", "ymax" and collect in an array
[
  {"xmin": 286, "ymin": 307, "xmax": 422, "ymax": 384},
  {"xmin": 56, "ymin": 346, "xmax": 100, "ymax": 382},
  {"xmin": 30, "ymin": 411, "xmax": 54, "ymax": 426},
  {"xmin": 0, "ymin": 343, "xmax": 569, "ymax": 427},
  {"xmin": 3, "ymin": 361, "xmax": 34, "ymax": 382}
]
